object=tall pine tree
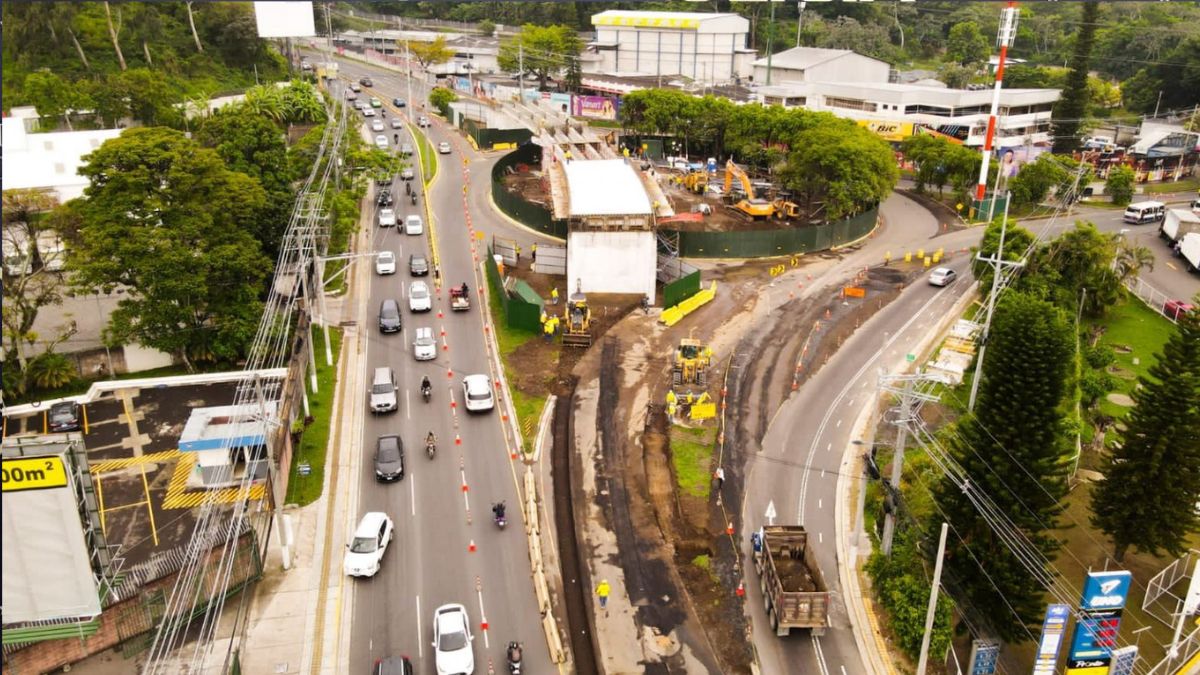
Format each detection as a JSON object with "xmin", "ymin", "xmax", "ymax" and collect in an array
[
  {"xmin": 1092, "ymin": 302, "xmax": 1200, "ymax": 562},
  {"xmin": 1050, "ymin": 1, "xmax": 1100, "ymax": 153},
  {"xmin": 934, "ymin": 292, "xmax": 1075, "ymax": 642}
]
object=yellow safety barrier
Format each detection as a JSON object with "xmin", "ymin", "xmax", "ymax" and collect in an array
[
  {"xmin": 660, "ymin": 281, "xmax": 718, "ymax": 326},
  {"xmin": 690, "ymin": 403, "xmax": 717, "ymax": 420}
]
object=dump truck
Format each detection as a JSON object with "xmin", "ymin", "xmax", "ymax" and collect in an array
[
  {"xmin": 1161, "ymin": 208, "xmax": 1200, "ymax": 246},
  {"xmin": 752, "ymin": 525, "xmax": 829, "ymax": 636}
]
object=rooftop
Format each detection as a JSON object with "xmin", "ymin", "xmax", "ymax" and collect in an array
[
  {"xmin": 591, "ymin": 10, "xmax": 746, "ymax": 30},
  {"xmin": 179, "ymin": 403, "xmax": 278, "ymax": 452},
  {"xmin": 751, "ymin": 47, "xmax": 861, "ymax": 70},
  {"xmin": 1, "ymin": 109, "xmax": 124, "ymax": 201},
  {"xmin": 563, "ymin": 160, "xmax": 652, "ymax": 217}
]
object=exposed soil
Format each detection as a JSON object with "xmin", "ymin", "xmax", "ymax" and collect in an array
[{"xmin": 500, "ymin": 164, "xmax": 551, "ymax": 209}]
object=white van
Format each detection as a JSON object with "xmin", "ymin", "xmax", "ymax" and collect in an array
[
  {"xmin": 370, "ymin": 367, "xmax": 398, "ymax": 413},
  {"xmin": 1123, "ymin": 201, "xmax": 1165, "ymax": 225}
]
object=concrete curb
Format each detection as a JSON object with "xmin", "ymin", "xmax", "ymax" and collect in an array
[{"xmin": 834, "ymin": 281, "xmax": 981, "ymax": 675}]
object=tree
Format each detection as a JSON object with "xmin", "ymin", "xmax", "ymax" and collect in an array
[
  {"xmin": 1023, "ymin": 222, "xmax": 1120, "ymax": 318},
  {"xmin": 1105, "ymin": 165, "xmax": 1136, "ymax": 206},
  {"xmin": 946, "ymin": 21, "xmax": 990, "ymax": 66},
  {"xmin": 103, "ymin": 1, "xmax": 128, "ymax": 71},
  {"xmin": 2, "ymin": 189, "xmax": 67, "ymax": 378},
  {"xmin": 933, "ymin": 292, "xmax": 1075, "ymax": 642},
  {"xmin": 497, "ymin": 24, "xmax": 583, "ymax": 90},
  {"xmin": 1050, "ymin": 1, "xmax": 1100, "ymax": 153},
  {"xmin": 971, "ymin": 220, "xmax": 1036, "ymax": 289},
  {"xmin": 1009, "ymin": 153, "xmax": 1069, "ymax": 206},
  {"xmin": 478, "ymin": 20, "xmax": 495, "ymax": 38},
  {"xmin": 24, "ymin": 71, "xmax": 88, "ymax": 130},
  {"xmin": 782, "ymin": 122, "xmax": 899, "ymax": 221},
  {"xmin": 404, "ymin": 36, "xmax": 453, "ymax": 71},
  {"xmin": 429, "ymin": 87, "xmax": 458, "ymax": 118},
  {"xmin": 1092, "ymin": 302, "xmax": 1200, "ymax": 561},
  {"xmin": 68, "ymin": 128, "xmax": 272, "ymax": 370},
  {"xmin": 185, "ymin": 1, "xmax": 204, "ymax": 53},
  {"xmin": 938, "ymin": 64, "xmax": 975, "ymax": 90},
  {"xmin": 129, "ymin": 3, "xmax": 164, "ymax": 66}
]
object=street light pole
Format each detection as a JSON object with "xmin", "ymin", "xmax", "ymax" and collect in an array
[{"xmin": 795, "ymin": 1, "xmax": 806, "ymax": 48}]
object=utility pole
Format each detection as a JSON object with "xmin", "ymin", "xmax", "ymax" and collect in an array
[
  {"xmin": 765, "ymin": 0, "xmax": 778, "ymax": 86},
  {"xmin": 916, "ymin": 523, "xmax": 950, "ymax": 675},
  {"xmin": 879, "ymin": 373, "xmax": 941, "ymax": 556},
  {"xmin": 967, "ymin": 196, "xmax": 1025, "ymax": 411},
  {"xmin": 405, "ymin": 39, "xmax": 413, "ymax": 112},
  {"xmin": 972, "ymin": 2, "xmax": 1019, "ymax": 207},
  {"xmin": 518, "ymin": 43, "xmax": 525, "ymax": 102},
  {"xmin": 795, "ymin": 0, "xmax": 806, "ymax": 48}
]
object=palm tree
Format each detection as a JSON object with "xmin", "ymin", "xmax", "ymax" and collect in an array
[
  {"xmin": 242, "ymin": 86, "xmax": 285, "ymax": 123},
  {"xmin": 1114, "ymin": 242, "xmax": 1155, "ymax": 286},
  {"xmin": 26, "ymin": 351, "xmax": 76, "ymax": 390},
  {"xmin": 283, "ymin": 81, "xmax": 327, "ymax": 123}
]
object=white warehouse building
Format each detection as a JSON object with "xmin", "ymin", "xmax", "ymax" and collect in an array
[
  {"xmin": 751, "ymin": 47, "xmax": 892, "ymax": 86},
  {"xmin": 755, "ymin": 81, "xmax": 1060, "ymax": 149},
  {"xmin": 586, "ymin": 10, "xmax": 755, "ymax": 84}
]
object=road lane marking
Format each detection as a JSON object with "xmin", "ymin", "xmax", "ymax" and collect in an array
[
  {"xmin": 410, "ymin": 475, "xmax": 416, "ymax": 516},
  {"xmin": 826, "ymin": 442, "xmax": 832, "ymax": 453},
  {"xmin": 416, "ymin": 595, "xmax": 423, "ymax": 658},
  {"xmin": 836, "ymin": 419, "xmax": 842, "ymax": 428},
  {"xmin": 812, "ymin": 633, "xmax": 831, "ymax": 675},
  {"xmin": 476, "ymin": 581, "xmax": 490, "ymax": 649},
  {"xmin": 795, "ymin": 288, "xmax": 948, "ymax": 525},
  {"xmin": 818, "ymin": 498, "xmax": 822, "ymax": 510},
  {"xmin": 819, "ymin": 531, "xmax": 823, "ymax": 544},
  {"xmin": 406, "ymin": 389, "xmax": 411, "ymax": 420}
]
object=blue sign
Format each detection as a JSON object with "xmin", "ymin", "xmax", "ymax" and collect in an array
[
  {"xmin": 1033, "ymin": 604, "xmax": 1070, "ymax": 674},
  {"xmin": 1081, "ymin": 571, "xmax": 1132, "ymax": 610},
  {"xmin": 969, "ymin": 640, "xmax": 1000, "ymax": 675}
]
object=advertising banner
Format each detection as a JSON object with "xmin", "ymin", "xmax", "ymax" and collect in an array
[
  {"xmin": 1067, "ymin": 571, "xmax": 1133, "ymax": 671},
  {"xmin": 1081, "ymin": 571, "xmax": 1132, "ymax": 611},
  {"xmin": 968, "ymin": 640, "xmax": 1000, "ymax": 675},
  {"xmin": 571, "ymin": 95, "xmax": 620, "ymax": 121},
  {"xmin": 1108, "ymin": 646, "xmax": 1139, "ymax": 675},
  {"xmin": 1033, "ymin": 604, "xmax": 1070, "ymax": 675},
  {"xmin": 857, "ymin": 119, "xmax": 915, "ymax": 143},
  {"xmin": 544, "ymin": 92, "xmax": 572, "ymax": 115}
]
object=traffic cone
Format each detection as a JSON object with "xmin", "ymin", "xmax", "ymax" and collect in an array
[
  {"xmin": 468, "ymin": 539, "xmax": 476, "ymax": 552},
  {"xmin": 726, "ymin": 523, "xmax": 734, "ymax": 535},
  {"xmin": 455, "ymin": 434, "xmax": 462, "ymax": 445},
  {"xmin": 736, "ymin": 581, "xmax": 745, "ymax": 597}
]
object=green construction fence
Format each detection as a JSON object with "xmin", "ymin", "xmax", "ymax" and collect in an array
[
  {"xmin": 485, "ymin": 246, "xmax": 544, "ymax": 333},
  {"xmin": 662, "ymin": 270, "xmax": 701, "ymax": 309},
  {"xmin": 463, "ymin": 117, "xmax": 532, "ymax": 150},
  {"xmin": 664, "ymin": 207, "xmax": 879, "ymax": 258},
  {"xmin": 491, "ymin": 143, "xmax": 568, "ymax": 239}
]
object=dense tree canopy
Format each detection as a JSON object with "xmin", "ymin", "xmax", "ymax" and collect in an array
[
  {"xmin": 67, "ymin": 127, "xmax": 272, "ymax": 369},
  {"xmin": 497, "ymin": 24, "xmax": 583, "ymax": 91}
]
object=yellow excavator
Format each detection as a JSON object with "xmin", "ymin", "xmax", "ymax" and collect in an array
[
  {"xmin": 672, "ymin": 338, "xmax": 712, "ymax": 387},
  {"xmin": 562, "ymin": 285, "xmax": 592, "ymax": 348},
  {"xmin": 724, "ymin": 159, "xmax": 775, "ymax": 219}
]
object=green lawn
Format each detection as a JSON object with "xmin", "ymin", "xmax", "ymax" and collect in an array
[
  {"xmin": 1140, "ymin": 176, "xmax": 1200, "ymax": 195},
  {"xmin": 484, "ymin": 269, "xmax": 542, "ymax": 453},
  {"xmin": 671, "ymin": 425, "xmax": 715, "ymax": 500},
  {"xmin": 510, "ymin": 387, "xmax": 546, "ymax": 455},
  {"xmin": 1089, "ymin": 294, "xmax": 1174, "ymax": 419},
  {"xmin": 284, "ymin": 326, "xmax": 343, "ymax": 506}
]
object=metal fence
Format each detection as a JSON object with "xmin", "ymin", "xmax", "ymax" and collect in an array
[
  {"xmin": 1123, "ymin": 275, "xmax": 1191, "ymax": 325},
  {"xmin": 463, "ymin": 117, "xmax": 532, "ymax": 150},
  {"xmin": 491, "ymin": 144, "xmax": 568, "ymax": 239},
  {"xmin": 533, "ymin": 243, "xmax": 567, "ymax": 276},
  {"xmin": 665, "ymin": 207, "xmax": 879, "ymax": 258},
  {"xmin": 663, "ymin": 271, "xmax": 701, "ymax": 309}
]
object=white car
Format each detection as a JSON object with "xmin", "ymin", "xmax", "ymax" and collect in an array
[
  {"xmin": 928, "ymin": 267, "xmax": 957, "ymax": 287},
  {"xmin": 391, "ymin": 118, "xmax": 404, "ymax": 129},
  {"xmin": 344, "ymin": 512, "xmax": 393, "ymax": 577},
  {"xmin": 432, "ymin": 604, "xmax": 475, "ymax": 675},
  {"xmin": 418, "ymin": 116, "xmax": 431, "ymax": 128},
  {"xmin": 438, "ymin": 141, "xmax": 451, "ymax": 154},
  {"xmin": 378, "ymin": 208, "xmax": 396, "ymax": 227},
  {"xmin": 371, "ymin": 119, "xmax": 385, "ymax": 132},
  {"xmin": 363, "ymin": 107, "xmax": 376, "ymax": 117},
  {"xmin": 375, "ymin": 135, "xmax": 389, "ymax": 150},
  {"xmin": 409, "ymin": 280, "xmax": 432, "ymax": 312},
  {"xmin": 405, "ymin": 215, "xmax": 424, "ymax": 236},
  {"xmin": 413, "ymin": 326, "xmax": 436, "ymax": 361},
  {"xmin": 375, "ymin": 250, "xmax": 396, "ymax": 275},
  {"xmin": 462, "ymin": 374, "xmax": 494, "ymax": 413}
]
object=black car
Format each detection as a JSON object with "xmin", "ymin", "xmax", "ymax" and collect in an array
[
  {"xmin": 48, "ymin": 401, "xmax": 81, "ymax": 433},
  {"xmin": 360, "ymin": 76, "xmax": 374, "ymax": 87},
  {"xmin": 409, "ymin": 254, "xmax": 429, "ymax": 276},
  {"xmin": 377, "ymin": 189, "xmax": 393, "ymax": 206},
  {"xmin": 372, "ymin": 656, "xmax": 413, "ymax": 675},
  {"xmin": 374, "ymin": 434, "xmax": 405, "ymax": 482},
  {"xmin": 379, "ymin": 299, "xmax": 402, "ymax": 333},
  {"xmin": 392, "ymin": 97, "xmax": 406, "ymax": 108}
]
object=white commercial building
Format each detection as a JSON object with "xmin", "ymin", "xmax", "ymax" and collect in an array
[
  {"xmin": 751, "ymin": 47, "xmax": 891, "ymax": 86},
  {"xmin": 335, "ymin": 30, "xmax": 500, "ymax": 75},
  {"xmin": 755, "ymin": 81, "xmax": 1059, "ymax": 149},
  {"xmin": 563, "ymin": 159, "xmax": 656, "ymax": 301},
  {"xmin": 586, "ymin": 10, "xmax": 755, "ymax": 84},
  {"xmin": 1, "ymin": 107, "xmax": 123, "ymax": 202}
]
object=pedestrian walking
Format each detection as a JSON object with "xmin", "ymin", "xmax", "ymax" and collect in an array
[
  {"xmin": 515, "ymin": 244, "xmax": 522, "ymax": 262},
  {"xmin": 543, "ymin": 320, "xmax": 554, "ymax": 343},
  {"xmin": 531, "ymin": 243, "xmax": 537, "ymax": 263},
  {"xmin": 714, "ymin": 466, "xmax": 725, "ymax": 492},
  {"xmin": 551, "ymin": 287, "xmax": 559, "ymax": 305},
  {"xmin": 596, "ymin": 579, "xmax": 611, "ymax": 609},
  {"xmin": 642, "ymin": 294, "xmax": 650, "ymax": 315}
]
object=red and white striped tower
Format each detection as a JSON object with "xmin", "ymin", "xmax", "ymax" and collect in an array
[{"xmin": 974, "ymin": 2, "xmax": 1021, "ymax": 207}]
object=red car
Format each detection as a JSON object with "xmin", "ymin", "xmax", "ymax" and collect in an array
[{"xmin": 1164, "ymin": 300, "xmax": 1195, "ymax": 321}]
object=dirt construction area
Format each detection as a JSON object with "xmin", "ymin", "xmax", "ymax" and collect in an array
[{"xmin": 547, "ymin": 241, "xmax": 926, "ymax": 672}]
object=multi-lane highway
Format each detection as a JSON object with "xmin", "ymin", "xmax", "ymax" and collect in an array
[{"xmin": 327, "ymin": 70, "xmax": 553, "ymax": 674}]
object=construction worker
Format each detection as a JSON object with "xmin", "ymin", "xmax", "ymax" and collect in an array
[
  {"xmin": 714, "ymin": 466, "xmax": 725, "ymax": 491},
  {"xmin": 540, "ymin": 309, "xmax": 548, "ymax": 325},
  {"xmin": 543, "ymin": 318, "xmax": 555, "ymax": 343},
  {"xmin": 515, "ymin": 244, "xmax": 522, "ymax": 262},
  {"xmin": 666, "ymin": 390, "xmax": 677, "ymax": 410},
  {"xmin": 667, "ymin": 402, "xmax": 677, "ymax": 418},
  {"xmin": 704, "ymin": 346, "xmax": 713, "ymax": 361},
  {"xmin": 596, "ymin": 579, "xmax": 611, "ymax": 609},
  {"xmin": 565, "ymin": 149, "xmax": 573, "ymax": 164},
  {"xmin": 550, "ymin": 287, "xmax": 559, "ymax": 305},
  {"xmin": 531, "ymin": 242, "xmax": 537, "ymax": 263}
]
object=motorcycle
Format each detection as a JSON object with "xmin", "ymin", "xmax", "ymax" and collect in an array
[
  {"xmin": 493, "ymin": 502, "xmax": 507, "ymax": 530},
  {"xmin": 421, "ymin": 385, "xmax": 431, "ymax": 402},
  {"xmin": 411, "ymin": 192, "xmax": 418, "ymax": 206},
  {"xmin": 506, "ymin": 641, "xmax": 523, "ymax": 674},
  {"xmin": 426, "ymin": 438, "xmax": 436, "ymax": 460}
]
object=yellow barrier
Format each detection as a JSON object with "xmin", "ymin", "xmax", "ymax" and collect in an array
[
  {"xmin": 690, "ymin": 402, "xmax": 717, "ymax": 420},
  {"xmin": 661, "ymin": 281, "xmax": 718, "ymax": 326}
]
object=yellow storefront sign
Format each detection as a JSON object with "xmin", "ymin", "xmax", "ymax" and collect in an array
[
  {"xmin": 2, "ymin": 456, "xmax": 69, "ymax": 492},
  {"xmin": 856, "ymin": 120, "xmax": 915, "ymax": 142}
]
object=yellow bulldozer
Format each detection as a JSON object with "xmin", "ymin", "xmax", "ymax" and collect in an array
[
  {"xmin": 725, "ymin": 159, "xmax": 775, "ymax": 219},
  {"xmin": 682, "ymin": 170, "xmax": 710, "ymax": 194},
  {"xmin": 672, "ymin": 338, "xmax": 711, "ymax": 387},
  {"xmin": 561, "ymin": 287, "xmax": 592, "ymax": 348}
]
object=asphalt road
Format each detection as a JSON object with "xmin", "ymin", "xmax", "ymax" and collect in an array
[{"xmin": 331, "ymin": 70, "xmax": 553, "ymax": 675}]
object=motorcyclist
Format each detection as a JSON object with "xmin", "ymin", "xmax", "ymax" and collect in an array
[
  {"xmin": 411, "ymin": 191, "xmax": 417, "ymax": 205},
  {"xmin": 426, "ymin": 430, "xmax": 436, "ymax": 447},
  {"xmin": 492, "ymin": 501, "xmax": 506, "ymax": 520},
  {"xmin": 421, "ymin": 375, "xmax": 431, "ymax": 395},
  {"xmin": 507, "ymin": 641, "xmax": 523, "ymax": 671},
  {"xmin": 393, "ymin": 133, "xmax": 399, "ymax": 144}
]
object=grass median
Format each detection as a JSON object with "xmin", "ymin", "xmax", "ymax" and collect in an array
[
  {"xmin": 409, "ymin": 122, "xmax": 437, "ymax": 184},
  {"xmin": 485, "ymin": 276, "xmax": 543, "ymax": 454},
  {"xmin": 285, "ymin": 326, "xmax": 343, "ymax": 506}
]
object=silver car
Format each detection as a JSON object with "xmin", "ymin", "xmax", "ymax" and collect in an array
[{"xmin": 413, "ymin": 326, "xmax": 436, "ymax": 361}]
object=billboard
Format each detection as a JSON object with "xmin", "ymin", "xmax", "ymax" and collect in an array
[
  {"xmin": 2, "ymin": 455, "xmax": 102, "ymax": 623},
  {"xmin": 1067, "ymin": 571, "xmax": 1133, "ymax": 671},
  {"xmin": 857, "ymin": 120, "xmax": 915, "ymax": 143},
  {"xmin": 254, "ymin": 2, "xmax": 316, "ymax": 38},
  {"xmin": 1033, "ymin": 604, "xmax": 1070, "ymax": 674},
  {"xmin": 572, "ymin": 95, "xmax": 620, "ymax": 121}
]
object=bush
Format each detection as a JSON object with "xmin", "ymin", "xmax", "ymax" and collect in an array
[
  {"xmin": 1105, "ymin": 165, "xmax": 1136, "ymax": 206},
  {"xmin": 429, "ymin": 87, "xmax": 458, "ymax": 118}
]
